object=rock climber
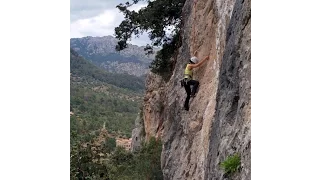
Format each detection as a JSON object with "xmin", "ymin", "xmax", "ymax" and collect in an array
[{"xmin": 181, "ymin": 50, "xmax": 210, "ymax": 111}]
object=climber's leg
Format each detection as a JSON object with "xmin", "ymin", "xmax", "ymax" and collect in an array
[
  {"xmin": 184, "ymin": 81, "xmax": 191, "ymax": 111},
  {"xmin": 188, "ymin": 80, "xmax": 199, "ymax": 96}
]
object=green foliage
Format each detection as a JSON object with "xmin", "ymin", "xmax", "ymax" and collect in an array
[
  {"xmin": 71, "ymin": 124, "xmax": 162, "ymax": 180},
  {"xmin": 71, "ymin": 47, "xmax": 157, "ymax": 179},
  {"xmin": 115, "ymin": 0, "xmax": 185, "ymax": 80},
  {"xmin": 71, "ymin": 48, "xmax": 144, "ymax": 138},
  {"xmin": 106, "ymin": 137, "xmax": 163, "ymax": 180},
  {"xmin": 70, "ymin": 83, "xmax": 141, "ymax": 137},
  {"xmin": 70, "ymin": 131, "xmax": 110, "ymax": 180},
  {"xmin": 106, "ymin": 147, "xmax": 135, "ymax": 180},
  {"xmin": 104, "ymin": 137, "xmax": 116, "ymax": 153},
  {"xmin": 149, "ymin": 32, "xmax": 181, "ymax": 81},
  {"xmin": 220, "ymin": 154, "xmax": 241, "ymax": 175},
  {"xmin": 115, "ymin": 0, "xmax": 185, "ymax": 49},
  {"xmin": 136, "ymin": 137, "xmax": 163, "ymax": 180}
]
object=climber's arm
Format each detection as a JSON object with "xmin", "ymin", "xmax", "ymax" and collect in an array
[{"xmin": 189, "ymin": 56, "xmax": 210, "ymax": 69}]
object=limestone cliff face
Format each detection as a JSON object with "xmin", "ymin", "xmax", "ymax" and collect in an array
[
  {"xmin": 141, "ymin": 0, "xmax": 251, "ymax": 179},
  {"xmin": 142, "ymin": 72, "xmax": 166, "ymax": 141},
  {"xmin": 131, "ymin": 116, "xmax": 144, "ymax": 152}
]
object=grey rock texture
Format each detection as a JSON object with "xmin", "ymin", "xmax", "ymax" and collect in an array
[
  {"xmin": 205, "ymin": 0, "xmax": 251, "ymax": 179},
  {"xmin": 131, "ymin": 115, "xmax": 145, "ymax": 152},
  {"xmin": 143, "ymin": 72, "xmax": 166, "ymax": 141},
  {"xmin": 140, "ymin": 0, "xmax": 251, "ymax": 179}
]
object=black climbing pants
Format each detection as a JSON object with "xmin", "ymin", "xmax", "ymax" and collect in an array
[{"xmin": 183, "ymin": 79, "xmax": 199, "ymax": 111}]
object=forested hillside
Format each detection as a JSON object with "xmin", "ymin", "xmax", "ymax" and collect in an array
[
  {"xmin": 70, "ymin": 48, "xmax": 144, "ymax": 136},
  {"xmin": 70, "ymin": 48, "xmax": 163, "ymax": 179}
]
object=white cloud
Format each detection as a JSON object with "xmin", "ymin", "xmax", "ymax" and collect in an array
[
  {"xmin": 70, "ymin": 0, "xmax": 121, "ymax": 22},
  {"xmin": 70, "ymin": 2, "xmax": 151, "ymax": 46},
  {"xmin": 70, "ymin": 8, "xmax": 120, "ymax": 38}
]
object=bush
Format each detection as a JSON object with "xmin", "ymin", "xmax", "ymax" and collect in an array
[
  {"xmin": 106, "ymin": 137, "xmax": 163, "ymax": 180},
  {"xmin": 220, "ymin": 154, "xmax": 241, "ymax": 175}
]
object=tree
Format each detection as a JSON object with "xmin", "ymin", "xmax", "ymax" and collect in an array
[
  {"xmin": 70, "ymin": 132, "xmax": 109, "ymax": 180},
  {"xmin": 115, "ymin": 0, "xmax": 186, "ymax": 79},
  {"xmin": 104, "ymin": 137, "xmax": 116, "ymax": 153}
]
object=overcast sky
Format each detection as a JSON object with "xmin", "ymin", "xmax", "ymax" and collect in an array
[{"xmin": 70, "ymin": 0, "xmax": 151, "ymax": 46}]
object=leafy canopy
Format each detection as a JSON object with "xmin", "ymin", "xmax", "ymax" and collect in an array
[
  {"xmin": 115, "ymin": 0, "xmax": 186, "ymax": 80},
  {"xmin": 115, "ymin": 0, "xmax": 185, "ymax": 50}
]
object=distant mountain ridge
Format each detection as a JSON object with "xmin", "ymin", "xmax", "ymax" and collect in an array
[
  {"xmin": 70, "ymin": 48, "xmax": 145, "ymax": 92},
  {"xmin": 70, "ymin": 36, "xmax": 159, "ymax": 77}
]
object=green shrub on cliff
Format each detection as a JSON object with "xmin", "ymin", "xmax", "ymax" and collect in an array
[{"xmin": 220, "ymin": 154, "xmax": 241, "ymax": 175}]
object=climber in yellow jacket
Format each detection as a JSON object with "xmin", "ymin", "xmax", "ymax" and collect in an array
[{"xmin": 182, "ymin": 50, "xmax": 210, "ymax": 111}]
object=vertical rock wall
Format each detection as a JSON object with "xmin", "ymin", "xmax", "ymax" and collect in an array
[{"xmin": 140, "ymin": 0, "xmax": 251, "ymax": 179}]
